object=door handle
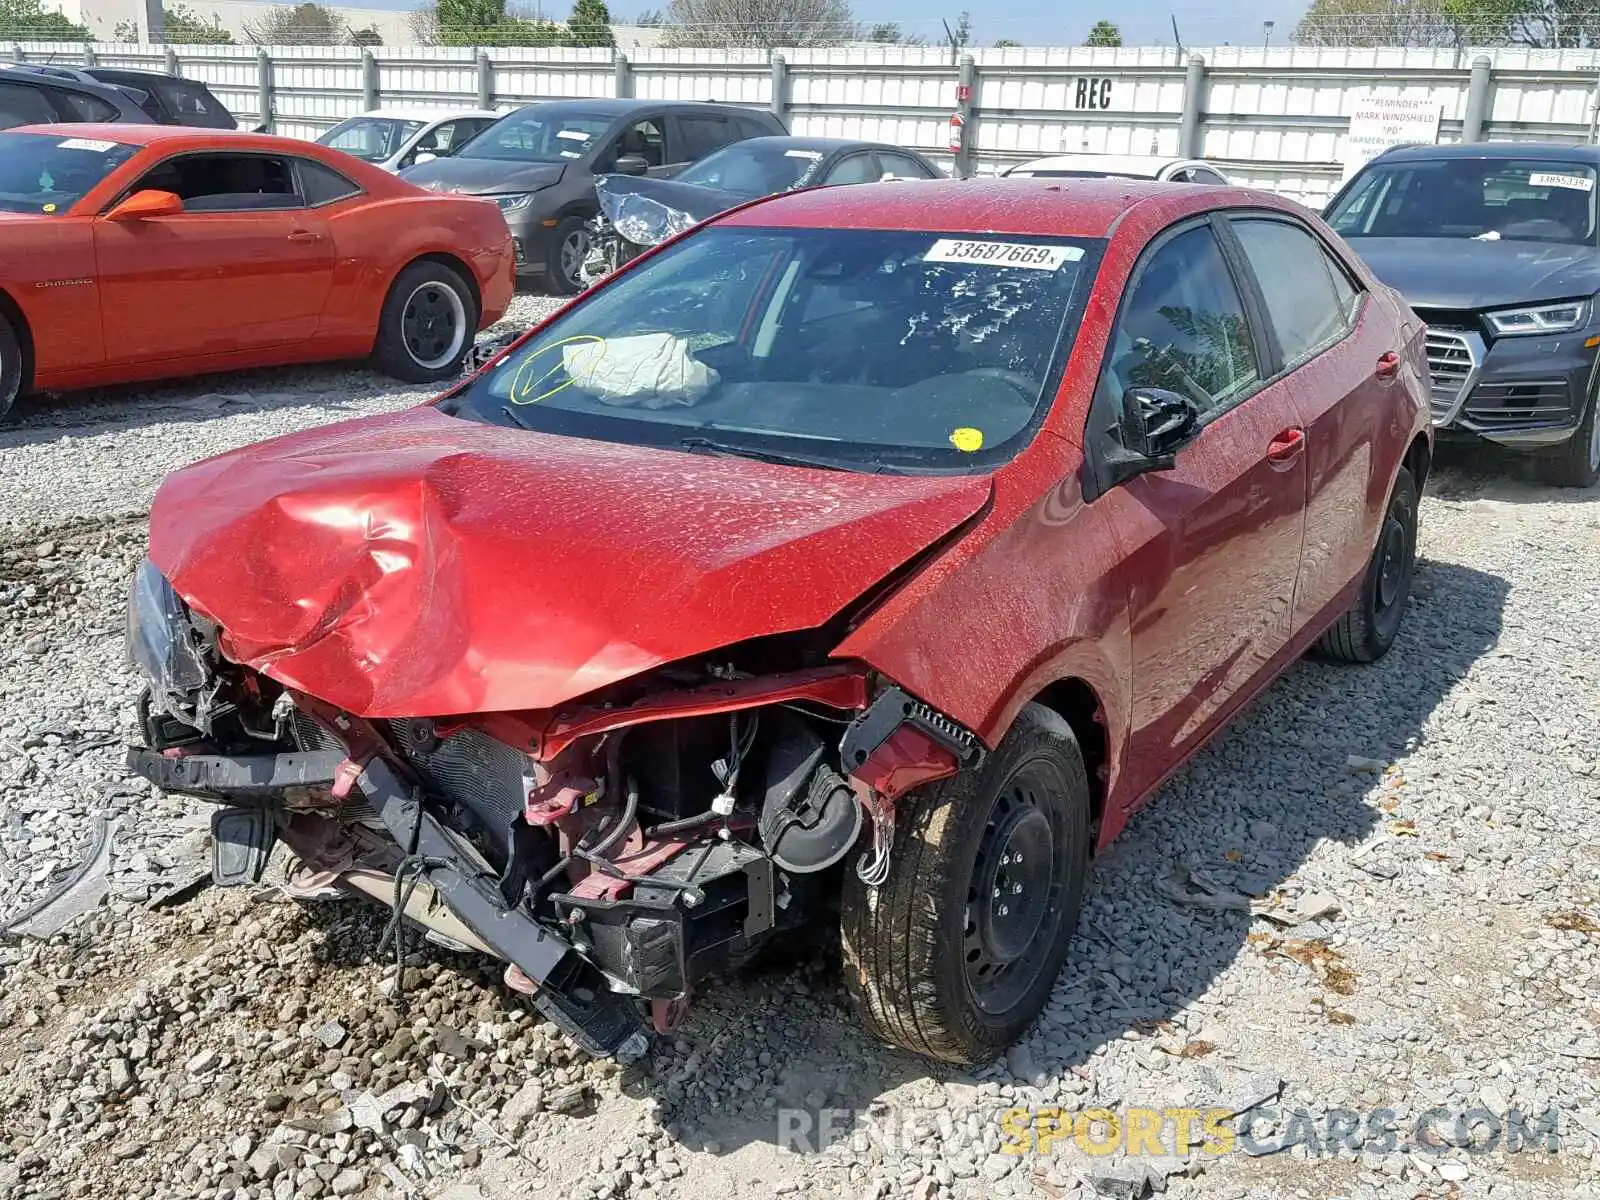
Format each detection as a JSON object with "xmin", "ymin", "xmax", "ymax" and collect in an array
[
  {"xmin": 287, "ymin": 228, "xmax": 324, "ymax": 242},
  {"xmin": 1375, "ymin": 350, "xmax": 1400, "ymax": 380},
  {"xmin": 1266, "ymin": 427, "xmax": 1306, "ymax": 466}
]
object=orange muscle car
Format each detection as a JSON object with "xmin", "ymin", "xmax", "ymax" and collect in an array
[{"xmin": 0, "ymin": 124, "xmax": 515, "ymax": 420}]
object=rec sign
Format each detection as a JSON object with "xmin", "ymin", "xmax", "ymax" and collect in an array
[{"xmin": 1073, "ymin": 77, "xmax": 1114, "ymax": 109}]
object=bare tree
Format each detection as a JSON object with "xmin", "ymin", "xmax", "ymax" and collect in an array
[
  {"xmin": 244, "ymin": 2, "xmax": 349, "ymax": 44},
  {"xmin": 663, "ymin": 0, "xmax": 855, "ymax": 48}
]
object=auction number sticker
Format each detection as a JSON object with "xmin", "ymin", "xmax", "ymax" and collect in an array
[
  {"xmin": 1530, "ymin": 171, "xmax": 1594, "ymax": 192},
  {"xmin": 924, "ymin": 239, "xmax": 1082, "ymax": 270},
  {"xmin": 58, "ymin": 137, "xmax": 118, "ymax": 153}
]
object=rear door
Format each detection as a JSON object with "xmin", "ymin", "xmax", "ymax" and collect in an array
[
  {"xmin": 94, "ymin": 150, "xmax": 336, "ymax": 363},
  {"xmin": 1224, "ymin": 214, "xmax": 1391, "ymax": 627},
  {"xmin": 1088, "ymin": 218, "xmax": 1309, "ymax": 800}
]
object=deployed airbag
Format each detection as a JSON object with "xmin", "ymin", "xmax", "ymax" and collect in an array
[{"xmin": 563, "ymin": 333, "xmax": 720, "ymax": 407}]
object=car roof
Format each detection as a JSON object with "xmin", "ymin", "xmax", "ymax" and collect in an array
[
  {"xmin": 511, "ymin": 97, "xmax": 769, "ymax": 118},
  {"xmin": 0, "ymin": 65, "xmax": 126, "ymax": 93},
  {"xmin": 1005, "ymin": 153, "xmax": 1214, "ymax": 176},
  {"xmin": 11, "ymin": 122, "xmax": 315, "ymax": 152},
  {"xmin": 732, "ymin": 135, "xmax": 923, "ymax": 154},
  {"xmin": 1375, "ymin": 140, "xmax": 1600, "ymax": 164},
  {"xmin": 719, "ymin": 176, "xmax": 1244, "ymax": 238},
  {"xmin": 346, "ymin": 106, "xmax": 501, "ymax": 122},
  {"xmin": 87, "ymin": 67, "xmax": 201, "ymax": 85}
]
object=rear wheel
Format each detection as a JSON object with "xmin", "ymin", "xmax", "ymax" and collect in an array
[
  {"xmin": 371, "ymin": 261, "xmax": 477, "ymax": 383},
  {"xmin": 1315, "ymin": 466, "xmax": 1418, "ymax": 663},
  {"xmin": 0, "ymin": 313, "xmax": 22, "ymax": 424},
  {"xmin": 1538, "ymin": 386, "xmax": 1600, "ymax": 489},
  {"xmin": 840, "ymin": 703, "xmax": 1091, "ymax": 1064}
]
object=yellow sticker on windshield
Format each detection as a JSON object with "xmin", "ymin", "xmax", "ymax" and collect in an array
[
  {"xmin": 41, "ymin": 203, "xmax": 56, "ymax": 213},
  {"xmin": 950, "ymin": 427, "xmax": 984, "ymax": 452}
]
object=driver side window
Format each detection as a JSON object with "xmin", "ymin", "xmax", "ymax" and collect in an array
[{"xmin": 1101, "ymin": 224, "xmax": 1259, "ymax": 424}]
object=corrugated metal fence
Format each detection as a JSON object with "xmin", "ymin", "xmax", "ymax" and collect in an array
[{"xmin": 13, "ymin": 40, "xmax": 1600, "ymax": 203}]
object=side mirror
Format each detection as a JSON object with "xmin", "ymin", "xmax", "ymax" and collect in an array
[
  {"xmin": 412, "ymin": 151, "xmax": 439, "ymax": 166},
  {"xmin": 613, "ymin": 154, "xmax": 650, "ymax": 177},
  {"xmin": 1101, "ymin": 386, "xmax": 1201, "ymax": 486},
  {"xmin": 106, "ymin": 189, "xmax": 183, "ymax": 221}
]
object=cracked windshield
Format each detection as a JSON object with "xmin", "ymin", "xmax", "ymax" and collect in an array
[{"xmin": 446, "ymin": 225, "xmax": 1094, "ymax": 469}]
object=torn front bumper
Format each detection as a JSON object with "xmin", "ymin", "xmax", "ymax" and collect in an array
[{"xmin": 124, "ymin": 745, "xmax": 647, "ymax": 1059}]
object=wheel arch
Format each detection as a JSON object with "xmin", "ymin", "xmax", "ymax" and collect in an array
[
  {"xmin": 0, "ymin": 287, "xmax": 36, "ymax": 395},
  {"xmin": 1025, "ymin": 677, "xmax": 1109, "ymax": 838},
  {"xmin": 1403, "ymin": 430, "xmax": 1431, "ymax": 491}
]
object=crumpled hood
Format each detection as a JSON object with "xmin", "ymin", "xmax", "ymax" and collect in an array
[
  {"xmin": 401, "ymin": 157, "xmax": 567, "ymax": 195},
  {"xmin": 596, "ymin": 173, "xmax": 748, "ymax": 246},
  {"xmin": 1349, "ymin": 236, "xmax": 1600, "ymax": 311},
  {"xmin": 147, "ymin": 406, "xmax": 991, "ymax": 718}
]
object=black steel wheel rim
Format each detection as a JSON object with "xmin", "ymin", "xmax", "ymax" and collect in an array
[
  {"xmin": 402, "ymin": 283, "xmax": 462, "ymax": 368},
  {"xmin": 1376, "ymin": 512, "xmax": 1407, "ymax": 611},
  {"xmin": 963, "ymin": 766, "xmax": 1066, "ymax": 1014}
]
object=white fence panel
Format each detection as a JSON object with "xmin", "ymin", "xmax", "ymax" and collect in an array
[
  {"xmin": 373, "ymin": 46, "xmax": 481, "ymax": 110},
  {"xmin": 631, "ymin": 47, "xmax": 768, "ymax": 104},
  {"xmin": 490, "ymin": 46, "xmax": 614, "ymax": 103}
]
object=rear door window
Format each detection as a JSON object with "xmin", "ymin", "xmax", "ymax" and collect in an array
[
  {"xmin": 676, "ymin": 113, "xmax": 738, "ymax": 161},
  {"xmin": 1229, "ymin": 217, "xmax": 1353, "ymax": 368},
  {"xmin": 0, "ymin": 82, "xmax": 59, "ymax": 129},
  {"xmin": 47, "ymin": 87, "xmax": 121, "ymax": 123}
]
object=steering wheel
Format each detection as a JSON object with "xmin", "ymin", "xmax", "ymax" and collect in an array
[{"xmin": 957, "ymin": 367, "xmax": 1039, "ymax": 404}]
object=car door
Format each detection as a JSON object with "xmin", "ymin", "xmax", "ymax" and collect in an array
[
  {"xmin": 1089, "ymin": 218, "xmax": 1309, "ymax": 800},
  {"xmin": 1225, "ymin": 214, "xmax": 1398, "ymax": 628},
  {"xmin": 93, "ymin": 150, "xmax": 337, "ymax": 363},
  {"xmin": 599, "ymin": 114, "xmax": 672, "ymax": 177}
]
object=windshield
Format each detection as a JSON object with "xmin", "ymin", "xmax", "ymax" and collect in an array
[
  {"xmin": 317, "ymin": 117, "xmax": 424, "ymax": 162},
  {"xmin": 444, "ymin": 225, "xmax": 1095, "ymax": 472},
  {"xmin": 1329, "ymin": 157, "xmax": 1600, "ymax": 245},
  {"xmin": 675, "ymin": 142, "xmax": 825, "ymax": 195},
  {"xmin": 0, "ymin": 131, "xmax": 137, "ymax": 215},
  {"xmin": 457, "ymin": 108, "xmax": 610, "ymax": 162}
]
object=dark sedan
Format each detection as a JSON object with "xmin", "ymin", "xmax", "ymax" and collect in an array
[
  {"xmin": 401, "ymin": 98, "xmax": 787, "ymax": 294},
  {"xmin": 583, "ymin": 136, "xmax": 942, "ymax": 283},
  {"xmin": 1327, "ymin": 142, "xmax": 1600, "ymax": 487}
]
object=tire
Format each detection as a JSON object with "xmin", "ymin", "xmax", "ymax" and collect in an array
[
  {"xmin": 0, "ymin": 313, "xmax": 22, "ymax": 424},
  {"xmin": 371, "ymin": 261, "xmax": 478, "ymax": 384},
  {"xmin": 544, "ymin": 216, "xmax": 591, "ymax": 296},
  {"xmin": 1315, "ymin": 466, "xmax": 1418, "ymax": 664},
  {"xmin": 1537, "ymin": 386, "xmax": 1600, "ymax": 489},
  {"xmin": 840, "ymin": 703, "xmax": 1091, "ymax": 1065}
]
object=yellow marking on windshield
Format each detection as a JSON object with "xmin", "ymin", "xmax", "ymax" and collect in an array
[
  {"xmin": 506, "ymin": 333, "xmax": 606, "ymax": 406},
  {"xmin": 949, "ymin": 427, "xmax": 985, "ymax": 452}
]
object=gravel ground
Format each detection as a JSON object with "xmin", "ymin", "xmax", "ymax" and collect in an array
[{"xmin": 2, "ymin": 328, "xmax": 1598, "ymax": 1200}]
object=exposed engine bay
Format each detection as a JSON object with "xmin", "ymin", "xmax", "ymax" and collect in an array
[{"xmin": 124, "ymin": 558, "xmax": 982, "ymax": 1058}]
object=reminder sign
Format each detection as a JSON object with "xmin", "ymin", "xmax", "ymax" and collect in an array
[{"xmin": 1340, "ymin": 94, "xmax": 1442, "ymax": 180}]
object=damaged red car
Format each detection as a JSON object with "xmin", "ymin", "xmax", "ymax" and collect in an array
[{"xmin": 126, "ymin": 178, "xmax": 1431, "ymax": 1064}]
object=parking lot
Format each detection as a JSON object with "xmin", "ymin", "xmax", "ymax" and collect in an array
[{"xmin": 0, "ymin": 289, "xmax": 1596, "ymax": 1200}]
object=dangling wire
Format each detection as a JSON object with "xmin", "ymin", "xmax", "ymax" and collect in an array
[{"xmin": 855, "ymin": 798, "xmax": 894, "ymax": 888}]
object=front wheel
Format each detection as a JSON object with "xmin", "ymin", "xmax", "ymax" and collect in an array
[
  {"xmin": 371, "ymin": 261, "xmax": 478, "ymax": 384},
  {"xmin": 1315, "ymin": 465, "xmax": 1418, "ymax": 663},
  {"xmin": 840, "ymin": 703, "xmax": 1091, "ymax": 1064},
  {"xmin": 545, "ymin": 216, "xmax": 591, "ymax": 296},
  {"xmin": 1538, "ymin": 387, "xmax": 1600, "ymax": 488},
  {"xmin": 0, "ymin": 313, "xmax": 22, "ymax": 423}
]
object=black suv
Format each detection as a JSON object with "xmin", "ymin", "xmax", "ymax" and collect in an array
[
  {"xmin": 402, "ymin": 98, "xmax": 787, "ymax": 294},
  {"xmin": 1327, "ymin": 141, "xmax": 1600, "ymax": 487},
  {"xmin": 8, "ymin": 65, "xmax": 236, "ymax": 129},
  {"xmin": 0, "ymin": 66, "xmax": 148, "ymax": 129}
]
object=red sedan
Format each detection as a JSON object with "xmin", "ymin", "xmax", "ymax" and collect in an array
[
  {"xmin": 0, "ymin": 125, "xmax": 514, "ymax": 419},
  {"xmin": 126, "ymin": 178, "xmax": 1430, "ymax": 1064}
]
